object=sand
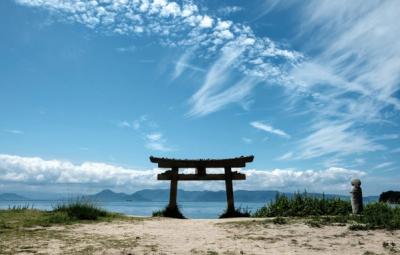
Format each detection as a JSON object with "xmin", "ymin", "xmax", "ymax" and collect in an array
[{"xmin": 3, "ymin": 217, "xmax": 400, "ymax": 254}]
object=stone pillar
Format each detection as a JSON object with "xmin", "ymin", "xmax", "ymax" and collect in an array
[
  {"xmin": 224, "ymin": 167, "xmax": 235, "ymax": 212},
  {"xmin": 350, "ymin": 179, "xmax": 363, "ymax": 214},
  {"xmin": 168, "ymin": 167, "xmax": 179, "ymax": 209}
]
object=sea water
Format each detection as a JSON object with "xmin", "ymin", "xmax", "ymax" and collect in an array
[{"xmin": 0, "ymin": 200, "xmax": 267, "ymax": 219}]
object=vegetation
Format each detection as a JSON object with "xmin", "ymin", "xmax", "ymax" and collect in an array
[
  {"xmin": 379, "ymin": 190, "xmax": 400, "ymax": 204},
  {"xmin": 253, "ymin": 192, "xmax": 352, "ymax": 217},
  {"xmin": 53, "ymin": 199, "xmax": 110, "ymax": 220},
  {"xmin": 152, "ymin": 205, "xmax": 185, "ymax": 219},
  {"xmin": 219, "ymin": 207, "xmax": 251, "ymax": 218},
  {"xmin": 252, "ymin": 192, "xmax": 400, "ymax": 230},
  {"xmin": 357, "ymin": 202, "xmax": 400, "ymax": 230},
  {"xmin": 0, "ymin": 200, "xmax": 120, "ymax": 230}
]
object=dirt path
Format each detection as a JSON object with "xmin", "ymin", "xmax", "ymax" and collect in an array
[{"xmin": 2, "ymin": 217, "xmax": 400, "ymax": 254}]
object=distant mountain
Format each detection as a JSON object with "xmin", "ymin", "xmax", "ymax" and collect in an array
[
  {"xmin": 84, "ymin": 189, "xmax": 150, "ymax": 202},
  {"xmin": 1, "ymin": 189, "xmax": 380, "ymax": 203},
  {"xmin": 0, "ymin": 193, "xmax": 28, "ymax": 201},
  {"xmin": 130, "ymin": 189, "xmax": 279, "ymax": 202}
]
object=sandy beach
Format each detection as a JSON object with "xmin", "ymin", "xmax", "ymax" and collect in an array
[{"xmin": 2, "ymin": 217, "xmax": 400, "ymax": 255}]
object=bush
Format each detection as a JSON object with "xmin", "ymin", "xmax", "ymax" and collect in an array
[
  {"xmin": 273, "ymin": 217, "xmax": 287, "ymax": 225},
  {"xmin": 152, "ymin": 205, "xmax": 185, "ymax": 219},
  {"xmin": 253, "ymin": 192, "xmax": 352, "ymax": 217},
  {"xmin": 53, "ymin": 199, "xmax": 109, "ymax": 220},
  {"xmin": 359, "ymin": 202, "xmax": 400, "ymax": 230}
]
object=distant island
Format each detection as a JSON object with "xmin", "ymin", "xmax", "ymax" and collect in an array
[
  {"xmin": 0, "ymin": 193, "xmax": 28, "ymax": 201},
  {"xmin": 0, "ymin": 189, "xmax": 379, "ymax": 203}
]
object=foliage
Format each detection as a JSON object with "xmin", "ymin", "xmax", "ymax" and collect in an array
[
  {"xmin": 358, "ymin": 202, "xmax": 400, "ymax": 230},
  {"xmin": 272, "ymin": 216, "xmax": 287, "ymax": 224},
  {"xmin": 253, "ymin": 192, "xmax": 352, "ymax": 217},
  {"xmin": 152, "ymin": 205, "xmax": 185, "ymax": 219},
  {"xmin": 53, "ymin": 199, "xmax": 110, "ymax": 220},
  {"xmin": 252, "ymin": 192, "xmax": 400, "ymax": 230},
  {"xmin": 0, "ymin": 199, "xmax": 119, "ymax": 231},
  {"xmin": 379, "ymin": 190, "xmax": 400, "ymax": 204},
  {"xmin": 219, "ymin": 207, "xmax": 251, "ymax": 218}
]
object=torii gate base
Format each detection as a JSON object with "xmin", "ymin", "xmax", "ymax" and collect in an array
[{"xmin": 150, "ymin": 156, "xmax": 254, "ymax": 217}]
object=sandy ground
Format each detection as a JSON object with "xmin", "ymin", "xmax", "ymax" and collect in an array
[{"xmin": 2, "ymin": 217, "xmax": 400, "ymax": 255}]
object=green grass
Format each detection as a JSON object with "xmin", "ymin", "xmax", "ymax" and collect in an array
[
  {"xmin": 253, "ymin": 192, "xmax": 352, "ymax": 217},
  {"xmin": 53, "ymin": 199, "xmax": 110, "ymax": 220},
  {"xmin": 0, "ymin": 199, "xmax": 121, "ymax": 231},
  {"xmin": 152, "ymin": 205, "xmax": 185, "ymax": 219},
  {"xmin": 252, "ymin": 192, "xmax": 400, "ymax": 230}
]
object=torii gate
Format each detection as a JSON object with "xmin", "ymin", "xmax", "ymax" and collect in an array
[{"xmin": 150, "ymin": 155, "xmax": 254, "ymax": 213}]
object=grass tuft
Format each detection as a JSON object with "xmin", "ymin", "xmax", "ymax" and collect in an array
[{"xmin": 53, "ymin": 199, "xmax": 109, "ymax": 220}]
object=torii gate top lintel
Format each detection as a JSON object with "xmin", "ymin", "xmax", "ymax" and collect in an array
[{"xmin": 150, "ymin": 155, "xmax": 254, "ymax": 168}]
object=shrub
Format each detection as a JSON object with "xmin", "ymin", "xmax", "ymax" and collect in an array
[
  {"xmin": 53, "ymin": 199, "xmax": 108, "ymax": 220},
  {"xmin": 253, "ymin": 192, "xmax": 352, "ymax": 217},
  {"xmin": 273, "ymin": 217, "xmax": 287, "ymax": 225},
  {"xmin": 359, "ymin": 202, "xmax": 400, "ymax": 230}
]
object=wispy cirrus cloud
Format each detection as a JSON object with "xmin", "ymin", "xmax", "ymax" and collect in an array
[
  {"xmin": 3, "ymin": 129, "xmax": 24, "ymax": 135},
  {"xmin": 14, "ymin": 0, "xmax": 400, "ymax": 161},
  {"xmin": 15, "ymin": 0, "xmax": 301, "ymax": 118},
  {"xmin": 250, "ymin": 121, "xmax": 290, "ymax": 139},
  {"xmin": 145, "ymin": 132, "xmax": 173, "ymax": 152},
  {"xmin": 374, "ymin": 162, "xmax": 394, "ymax": 169},
  {"xmin": 295, "ymin": 121, "xmax": 384, "ymax": 160}
]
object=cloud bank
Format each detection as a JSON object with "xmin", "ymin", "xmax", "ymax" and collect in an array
[{"xmin": 0, "ymin": 154, "xmax": 365, "ymax": 194}]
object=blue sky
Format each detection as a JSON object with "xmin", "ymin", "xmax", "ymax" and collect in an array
[{"xmin": 0, "ymin": 0, "xmax": 399, "ymax": 196}]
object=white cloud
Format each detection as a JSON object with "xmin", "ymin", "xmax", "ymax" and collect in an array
[
  {"xmin": 0, "ymin": 154, "xmax": 161, "ymax": 189},
  {"xmin": 217, "ymin": 6, "xmax": 243, "ymax": 16},
  {"xmin": 242, "ymin": 137, "xmax": 252, "ymax": 144},
  {"xmin": 374, "ymin": 162, "xmax": 394, "ymax": 169},
  {"xmin": 3, "ymin": 129, "xmax": 24, "ymax": 135},
  {"xmin": 117, "ymin": 120, "xmax": 131, "ymax": 128},
  {"xmin": 116, "ymin": 45, "xmax": 136, "ymax": 53},
  {"xmin": 188, "ymin": 44, "xmax": 260, "ymax": 117},
  {"xmin": 374, "ymin": 134, "xmax": 399, "ymax": 141},
  {"xmin": 295, "ymin": 121, "xmax": 384, "ymax": 159},
  {"xmin": 173, "ymin": 51, "xmax": 206, "ymax": 79},
  {"xmin": 250, "ymin": 121, "xmax": 290, "ymax": 138},
  {"xmin": 276, "ymin": 152, "xmax": 293, "ymax": 161},
  {"xmin": 145, "ymin": 132, "xmax": 173, "ymax": 151},
  {"xmin": 292, "ymin": 0, "xmax": 400, "ymax": 122},
  {"xmin": 15, "ymin": 0, "xmax": 301, "ymax": 118},
  {"xmin": 199, "ymin": 15, "xmax": 213, "ymax": 28},
  {"xmin": 0, "ymin": 154, "xmax": 366, "ymax": 194},
  {"xmin": 146, "ymin": 132, "xmax": 162, "ymax": 142},
  {"xmin": 237, "ymin": 167, "xmax": 366, "ymax": 193}
]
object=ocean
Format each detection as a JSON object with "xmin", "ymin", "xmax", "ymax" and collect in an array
[{"xmin": 0, "ymin": 200, "xmax": 267, "ymax": 219}]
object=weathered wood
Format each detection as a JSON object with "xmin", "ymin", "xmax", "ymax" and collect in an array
[
  {"xmin": 150, "ymin": 155, "xmax": 254, "ymax": 168},
  {"xmin": 225, "ymin": 167, "xmax": 235, "ymax": 212},
  {"xmin": 168, "ymin": 167, "xmax": 178, "ymax": 209},
  {"xmin": 157, "ymin": 172, "xmax": 246, "ymax": 181}
]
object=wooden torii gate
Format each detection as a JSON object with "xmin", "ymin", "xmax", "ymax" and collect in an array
[{"xmin": 150, "ymin": 155, "xmax": 254, "ymax": 213}]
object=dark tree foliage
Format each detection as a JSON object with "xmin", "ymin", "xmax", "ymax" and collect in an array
[{"xmin": 379, "ymin": 191, "xmax": 400, "ymax": 204}]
